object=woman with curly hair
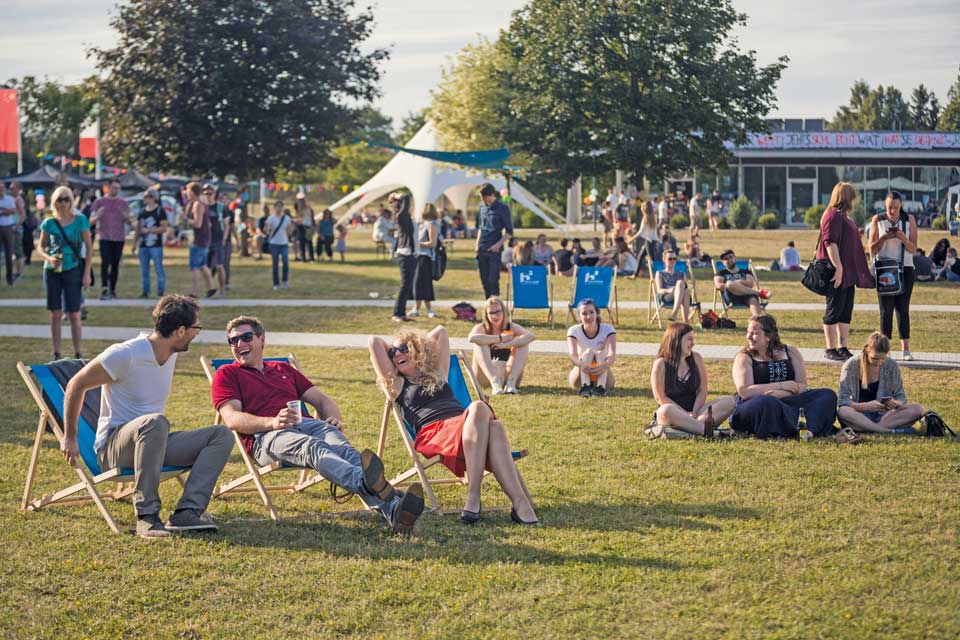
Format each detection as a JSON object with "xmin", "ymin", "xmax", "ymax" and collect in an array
[{"xmin": 368, "ymin": 325, "xmax": 538, "ymax": 525}]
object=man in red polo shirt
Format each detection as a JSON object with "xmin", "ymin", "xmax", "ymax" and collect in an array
[{"xmin": 211, "ymin": 315, "xmax": 424, "ymax": 533}]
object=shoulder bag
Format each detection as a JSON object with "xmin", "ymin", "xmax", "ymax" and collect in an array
[
  {"xmin": 801, "ymin": 211, "xmax": 846, "ymax": 296},
  {"xmin": 432, "ymin": 229, "xmax": 447, "ymax": 281},
  {"xmin": 873, "ymin": 215, "xmax": 906, "ymax": 297}
]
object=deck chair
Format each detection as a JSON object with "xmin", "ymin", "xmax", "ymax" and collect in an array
[
  {"xmin": 646, "ymin": 257, "xmax": 699, "ymax": 328},
  {"xmin": 17, "ymin": 360, "xmax": 191, "ymax": 534},
  {"xmin": 566, "ymin": 264, "xmax": 619, "ymax": 325},
  {"xmin": 376, "ymin": 351, "xmax": 530, "ymax": 514},
  {"xmin": 200, "ymin": 355, "xmax": 357, "ymax": 521},
  {"xmin": 507, "ymin": 264, "xmax": 554, "ymax": 326},
  {"xmin": 711, "ymin": 259, "xmax": 768, "ymax": 317}
]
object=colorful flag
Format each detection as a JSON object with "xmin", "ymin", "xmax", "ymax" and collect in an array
[
  {"xmin": 79, "ymin": 118, "xmax": 99, "ymax": 159},
  {"xmin": 0, "ymin": 89, "xmax": 20, "ymax": 155}
]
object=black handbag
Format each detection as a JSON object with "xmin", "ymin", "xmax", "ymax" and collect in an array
[
  {"xmin": 432, "ymin": 235, "xmax": 447, "ymax": 281},
  {"xmin": 802, "ymin": 211, "xmax": 847, "ymax": 297},
  {"xmin": 874, "ymin": 215, "xmax": 906, "ymax": 297}
]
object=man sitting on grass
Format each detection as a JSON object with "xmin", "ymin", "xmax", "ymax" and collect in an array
[
  {"xmin": 61, "ymin": 295, "xmax": 234, "ymax": 539},
  {"xmin": 713, "ymin": 249, "xmax": 771, "ymax": 317},
  {"xmin": 211, "ymin": 315, "xmax": 425, "ymax": 533}
]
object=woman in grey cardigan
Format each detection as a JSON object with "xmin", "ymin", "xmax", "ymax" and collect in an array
[{"xmin": 837, "ymin": 332, "xmax": 924, "ymax": 432}]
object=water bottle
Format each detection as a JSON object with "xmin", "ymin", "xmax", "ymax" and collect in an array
[{"xmin": 798, "ymin": 407, "xmax": 813, "ymax": 441}]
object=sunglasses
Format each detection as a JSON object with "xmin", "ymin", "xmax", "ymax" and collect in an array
[
  {"xmin": 387, "ymin": 343, "xmax": 409, "ymax": 359},
  {"xmin": 56, "ymin": 197, "xmax": 72, "ymax": 203},
  {"xmin": 666, "ymin": 255, "xmax": 677, "ymax": 261},
  {"xmin": 227, "ymin": 331, "xmax": 255, "ymax": 346}
]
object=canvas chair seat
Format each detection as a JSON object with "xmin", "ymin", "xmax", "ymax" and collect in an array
[
  {"xmin": 507, "ymin": 264, "xmax": 554, "ymax": 326},
  {"xmin": 646, "ymin": 258, "xmax": 698, "ymax": 328},
  {"xmin": 566, "ymin": 265, "xmax": 619, "ymax": 325},
  {"xmin": 712, "ymin": 258, "xmax": 768, "ymax": 317}
]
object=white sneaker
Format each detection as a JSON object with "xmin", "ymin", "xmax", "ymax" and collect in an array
[
  {"xmin": 408, "ymin": 310, "xmax": 420, "ymax": 317},
  {"xmin": 427, "ymin": 310, "xmax": 437, "ymax": 318},
  {"xmin": 272, "ymin": 285, "xmax": 279, "ymax": 291},
  {"xmin": 504, "ymin": 382, "xmax": 518, "ymax": 394},
  {"xmin": 281, "ymin": 282, "xmax": 289, "ymax": 290},
  {"xmin": 490, "ymin": 380, "xmax": 504, "ymax": 396},
  {"xmin": 902, "ymin": 350, "xmax": 914, "ymax": 361}
]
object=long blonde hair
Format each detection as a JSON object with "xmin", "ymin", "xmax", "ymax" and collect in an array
[
  {"xmin": 393, "ymin": 328, "xmax": 444, "ymax": 395},
  {"xmin": 860, "ymin": 331, "xmax": 890, "ymax": 383},
  {"xmin": 421, "ymin": 203, "xmax": 438, "ymax": 220},
  {"xmin": 481, "ymin": 296, "xmax": 511, "ymax": 335},
  {"xmin": 827, "ymin": 182, "xmax": 858, "ymax": 214},
  {"xmin": 50, "ymin": 186, "xmax": 74, "ymax": 217}
]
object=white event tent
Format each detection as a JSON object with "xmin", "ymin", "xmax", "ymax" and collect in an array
[{"xmin": 329, "ymin": 122, "xmax": 566, "ymax": 233}]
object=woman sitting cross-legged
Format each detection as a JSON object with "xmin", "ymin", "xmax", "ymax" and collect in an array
[
  {"xmin": 468, "ymin": 296, "xmax": 535, "ymax": 395},
  {"xmin": 650, "ymin": 323, "xmax": 735, "ymax": 437},
  {"xmin": 567, "ymin": 298, "xmax": 616, "ymax": 397},
  {"xmin": 368, "ymin": 325, "xmax": 538, "ymax": 525},
  {"xmin": 730, "ymin": 315, "xmax": 838, "ymax": 438},
  {"xmin": 837, "ymin": 332, "xmax": 924, "ymax": 433}
]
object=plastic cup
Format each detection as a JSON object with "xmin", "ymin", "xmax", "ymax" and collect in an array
[{"xmin": 286, "ymin": 400, "xmax": 302, "ymax": 424}]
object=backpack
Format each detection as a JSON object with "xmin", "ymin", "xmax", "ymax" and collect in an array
[
  {"xmin": 452, "ymin": 302, "xmax": 477, "ymax": 321},
  {"xmin": 432, "ymin": 235, "xmax": 447, "ymax": 281},
  {"xmin": 699, "ymin": 309, "xmax": 719, "ymax": 329},
  {"xmin": 920, "ymin": 411, "xmax": 956, "ymax": 438},
  {"xmin": 717, "ymin": 317, "xmax": 737, "ymax": 330}
]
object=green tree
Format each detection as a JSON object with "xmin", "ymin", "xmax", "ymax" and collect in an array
[
  {"xmin": 828, "ymin": 79, "xmax": 872, "ymax": 130},
  {"xmin": 92, "ymin": 0, "xmax": 388, "ymax": 180},
  {"xmin": 494, "ymin": 0, "xmax": 787, "ymax": 184},
  {"xmin": 396, "ymin": 108, "xmax": 428, "ymax": 145},
  {"xmin": 909, "ymin": 84, "xmax": 937, "ymax": 130},
  {"xmin": 938, "ymin": 65, "xmax": 960, "ymax": 131}
]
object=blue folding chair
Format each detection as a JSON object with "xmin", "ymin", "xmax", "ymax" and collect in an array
[
  {"xmin": 200, "ymin": 354, "xmax": 350, "ymax": 521},
  {"xmin": 567, "ymin": 265, "xmax": 619, "ymax": 325},
  {"xmin": 646, "ymin": 257, "xmax": 698, "ymax": 328},
  {"xmin": 377, "ymin": 352, "xmax": 529, "ymax": 514},
  {"xmin": 17, "ymin": 360, "xmax": 190, "ymax": 534},
  {"xmin": 712, "ymin": 259, "xmax": 768, "ymax": 317},
  {"xmin": 508, "ymin": 264, "xmax": 554, "ymax": 326}
]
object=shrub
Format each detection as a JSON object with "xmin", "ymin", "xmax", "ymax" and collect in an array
[
  {"xmin": 804, "ymin": 204, "xmax": 827, "ymax": 228},
  {"xmin": 669, "ymin": 214, "xmax": 690, "ymax": 229},
  {"xmin": 758, "ymin": 213, "xmax": 780, "ymax": 229},
  {"xmin": 728, "ymin": 196, "xmax": 757, "ymax": 229},
  {"xmin": 932, "ymin": 215, "xmax": 948, "ymax": 230},
  {"xmin": 717, "ymin": 217, "xmax": 732, "ymax": 230}
]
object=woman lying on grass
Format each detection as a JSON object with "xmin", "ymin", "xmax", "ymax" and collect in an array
[
  {"xmin": 368, "ymin": 325, "xmax": 538, "ymax": 525},
  {"xmin": 649, "ymin": 323, "xmax": 735, "ymax": 437},
  {"xmin": 837, "ymin": 332, "xmax": 924, "ymax": 433},
  {"xmin": 468, "ymin": 296, "xmax": 535, "ymax": 395}
]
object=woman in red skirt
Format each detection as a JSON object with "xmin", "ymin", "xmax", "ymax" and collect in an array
[{"xmin": 368, "ymin": 325, "xmax": 538, "ymax": 525}]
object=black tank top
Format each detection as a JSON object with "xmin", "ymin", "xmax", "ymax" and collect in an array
[
  {"xmin": 749, "ymin": 347, "xmax": 795, "ymax": 384},
  {"xmin": 396, "ymin": 377, "xmax": 465, "ymax": 435},
  {"xmin": 664, "ymin": 355, "xmax": 699, "ymax": 412}
]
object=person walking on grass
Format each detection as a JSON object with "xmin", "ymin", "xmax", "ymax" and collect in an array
[
  {"xmin": 316, "ymin": 209, "xmax": 336, "ymax": 261},
  {"xmin": 37, "ymin": 186, "xmax": 92, "ymax": 359},
  {"xmin": 335, "ymin": 223, "xmax": 348, "ymax": 262},
  {"xmin": 203, "ymin": 185, "xmax": 226, "ymax": 298},
  {"xmin": 475, "ymin": 183, "xmax": 512, "ymax": 298},
  {"xmin": 295, "ymin": 193, "xmax": 315, "ymax": 262},
  {"xmin": 185, "ymin": 182, "xmax": 216, "ymax": 299},
  {"xmin": 134, "ymin": 189, "xmax": 168, "ymax": 299},
  {"xmin": 218, "ymin": 192, "xmax": 236, "ymax": 292},
  {"xmin": 390, "ymin": 192, "xmax": 416, "ymax": 322},
  {"xmin": 0, "ymin": 181, "xmax": 21, "ymax": 287},
  {"xmin": 90, "ymin": 179, "xmax": 133, "ymax": 299},
  {"xmin": 265, "ymin": 202, "xmax": 294, "ymax": 290},
  {"xmin": 61, "ymin": 295, "xmax": 234, "ymax": 539}
]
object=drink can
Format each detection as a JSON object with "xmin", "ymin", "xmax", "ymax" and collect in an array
[{"xmin": 286, "ymin": 400, "xmax": 302, "ymax": 424}]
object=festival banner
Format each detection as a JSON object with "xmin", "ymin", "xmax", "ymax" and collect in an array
[
  {"xmin": 79, "ymin": 119, "xmax": 99, "ymax": 159},
  {"xmin": 0, "ymin": 89, "xmax": 20, "ymax": 155},
  {"xmin": 731, "ymin": 131, "xmax": 960, "ymax": 151}
]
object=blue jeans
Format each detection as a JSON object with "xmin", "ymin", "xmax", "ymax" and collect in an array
[
  {"xmin": 269, "ymin": 243, "xmax": 289, "ymax": 286},
  {"xmin": 138, "ymin": 246, "xmax": 165, "ymax": 296}
]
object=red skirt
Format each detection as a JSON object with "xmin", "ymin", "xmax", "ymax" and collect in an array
[{"xmin": 414, "ymin": 407, "xmax": 493, "ymax": 478}]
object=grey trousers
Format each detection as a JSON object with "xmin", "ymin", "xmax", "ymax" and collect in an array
[
  {"xmin": 97, "ymin": 413, "xmax": 234, "ymax": 517},
  {"xmin": 254, "ymin": 419, "xmax": 385, "ymax": 511}
]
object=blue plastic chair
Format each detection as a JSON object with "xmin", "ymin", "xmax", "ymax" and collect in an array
[
  {"xmin": 712, "ymin": 259, "xmax": 768, "ymax": 317},
  {"xmin": 567, "ymin": 265, "xmax": 619, "ymax": 325},
  {"xmin": 17, "ymin": 360, "xmax": 190, "ymax": 534},
  {"xmin": 646, "ymin": 258, "xmax": 695, "ymax": 328},
  {"xmin": 378, "ymin": 352, "xmax": 529, "ymax": 514},
  {"xmin": 508, "ymin": 264, "xmax": 554, "ymax": 326}
]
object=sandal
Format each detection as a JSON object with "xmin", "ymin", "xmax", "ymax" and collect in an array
[{"xmin": 834, "ymin": 427, "xmax": 862, "ymax": 445}]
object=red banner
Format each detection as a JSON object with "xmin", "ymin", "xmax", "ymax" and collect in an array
[
  {"xmin": 0, "ymin": 89, "xmax": 19, "ymax": 154},
  {"xmin": 79, "ymin": 119, "xmax": 98, "ymax": 159}
]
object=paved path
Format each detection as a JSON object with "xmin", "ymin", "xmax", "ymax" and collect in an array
[
  {"xmin": 3, "ymin": 324, "xmax": 957, "ymax": 369},
  {"xmin": 0, "ymin": 297, "xmax": 957, "ymax": 313}
]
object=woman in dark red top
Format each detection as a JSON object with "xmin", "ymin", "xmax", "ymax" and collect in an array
[
  {"xmin": 817, "ymin": 182, "xmax": 874, "ymax": 361},
  {"xmin": 369, "ymin": 325, "xmax": 538, "ymax": 525}
]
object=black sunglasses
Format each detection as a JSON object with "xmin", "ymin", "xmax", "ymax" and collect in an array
[
  {"xmin": 227, "ymin": 331, "xmax": 255, "ymax": 346},
  {"xmin": 56, "ymin": 197, "xmax": 72, "ymax": 203},
  {"xmin": 387, "ymin": 343, "xmax": 409, "ymax": 359}
]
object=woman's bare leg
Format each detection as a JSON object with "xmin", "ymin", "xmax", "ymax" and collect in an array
[
  {"xmin": 460, "ymin": 401, "xmax": 492, "ymax": 513},
  {"xmin": 67, "ymin": 312, "xmax": 82, "ymax": 355},
  {"xmin": 473, "ymin": 345, "xmax": 504, "ymax": 389},
  {"xmin": 838, "ymin": 406, "xmax": 886, "ymax": 432},
  {"xmin": 657, "ymin": 404, "xmax": 703, "ymax": 434},
  {"xmin": 568, "ymin": 367, "xmax": 582, "ymax": 389},
  {"xmin": 697, "ymin": 396, "xmax": 736, "ymax": 425},
  {"xmin": 506, "ymin": 346, "xmax": 529, "ymax": 389},
  {"xmin": 50, "ymin": 311, "xmax": 62, "ymax": 355},
  {"xmin": 485, "ymin": 419, "xmax": 537, "ymax": 521},
  {"xmin": 877, "ymin": 403, "xmax": 924, "ymax": 430}
]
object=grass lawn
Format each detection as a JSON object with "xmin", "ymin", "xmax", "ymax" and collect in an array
[
  {"xmin": 3, "ymin": 338, "xmax": 959, "ymax": 639},
  {"xmin": 5, "ymin": 229, "xmax": 960, "ymax": 305}
]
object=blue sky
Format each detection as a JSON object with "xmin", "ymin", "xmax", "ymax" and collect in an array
[{"xmin": 3, "ymin": 0, "xmax": 957, "ymax": 129}]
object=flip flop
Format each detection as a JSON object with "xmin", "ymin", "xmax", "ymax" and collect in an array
[{"xmin": 834, "ymin": 427, "xmax": 863, "ymax": 445}]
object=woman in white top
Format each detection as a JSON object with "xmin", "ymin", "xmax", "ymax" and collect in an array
[
  {"xmin": 867, "ymin": 191, "xmax": 918, "ymax": 360},
  {"xmin": 567, "ymin": 298, "xmax": 616, "ymax": 397},
  {"xmin": 626, "ymin": 200, "xmax": 657, "ymax": 269},
  {"xmin": 532, "ymin": 233, "xmax": 553, "ymax": 266},
  {"xmin": 265, "ymin": 204, "xmax": 295, "ymax": 290},
  {"xmin": 468, "ymin": 296, "xmax": 535, "ymax": 395},
  {"xmin": 597, "ymin": 236, "xmax": 638, "ymax": 277}
]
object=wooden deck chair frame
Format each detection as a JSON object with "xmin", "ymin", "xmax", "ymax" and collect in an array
[
  {"xmin": 646, "ymin": 257, "xmax": 699, "ymax": 328},
  {"xmin": 376, "ymin": 351, "xmax": 531, "ymax": 515},
  {"xmin": 200, "ymin": 354, "xmax": 366, "ymax": 521},
  {"xmin": 17, "ymin": 361, "xmax": 190, "ymax": 534},
  {"xmin": 506, "ymin": 264, "xmax": 555, "ymax": 327},
  {"xmin": 565, "ymin": 264, "xmax": 619, "ymax": 326},
  {"xmin": 711, "ymin": 258, "xmax": 767, "ymax": 317}
]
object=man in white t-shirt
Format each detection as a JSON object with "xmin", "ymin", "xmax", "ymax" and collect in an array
[
  {"xmin": 688, "ymin": 193, "xmax": 702, "ymax": 233},
  {"xmin": 657, "ymin": 196, "xmax": 669, "ymax": 227},
  {"xmin": 0, "ymin": 182, "xmax": 19, "ymax": 287},
  {"xmin": 61, "ymin": 295, "xmax": 233, "ymax": 538}
]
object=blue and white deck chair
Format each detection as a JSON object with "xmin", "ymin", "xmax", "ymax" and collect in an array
[
  {"xmin": 567, "ymin": 264, "xmax": 619, "ymax": 325},
  {"xmin": 646, "ymin": 257, "xmax": 698, "ymax": 329},
  {"xmin": 17, "ymin": 359, "xmax": 190, "ymax": 534},
  {"xmin": 508, "ymin": 264, "xmax": 554, "ymax": 326},
  {"xmin": 377, "ymin": 351, "xmax": 530, "ymax": 514},
  {"xmin": 711, "ymin": 258, "xmax": 767, "ymax": 317},
  {"xmin": 200, "ymin": 354, "xmax": 356, "ymax": 521}
]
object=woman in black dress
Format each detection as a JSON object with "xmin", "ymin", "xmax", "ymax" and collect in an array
[{"xmin": 389, "ymin": 192, "xmax": 416, "ymax": 322}]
